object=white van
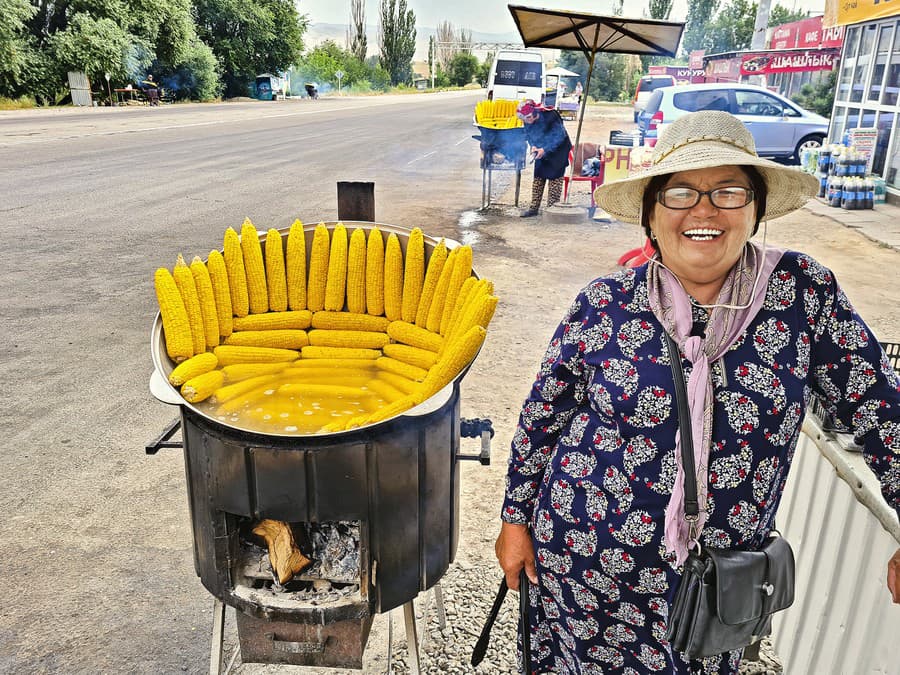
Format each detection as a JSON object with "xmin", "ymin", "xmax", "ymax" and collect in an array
[{"xmin": 486, "ymin": 50, "xmax": 544, "ymax": 103}]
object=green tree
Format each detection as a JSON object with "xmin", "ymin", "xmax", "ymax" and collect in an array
[
  {"xmin": 704, "ymin": 0, "xmax": 755, "ymax": 53},
  {"xmin": 297, "ymin": 39, "xmax": 368, "ymax": 88},
  {"xmin": 769, "ymin": 4, "xmax": 810, "ymax": 27},
  {"xmin": 49, "ymin": 13, "xmax": 139, "ymax": 88},
  {"xmin": 558, "ymin": 49, "xmax": 627, "ymax": 103},
  {"xmin": 0, "ymin": 0, "xmax": 37, "ymax": 97},
  {"xmin": 641, "ymin": 0, "xmax": 675, "ymax": 73},
  {"xmin": 477, "ymin": 51, "xmax": 494, "ymax": 87},
  {"xmin": 194, "ymin": 0, "xmax": 306, "ymax": 98},
  {"xmin": 792, "ymin": 69, "xmax": 836, "ymax": 117},
  {"xmin": 377, "ymin": 0, "xmax": 416, "ymax": 86},
  {"xmin": 447, "ymin": 51, "xmax": 477, "ymax": 86},
  {"xmin": 348, "ymin": 0, "xmax": 367, "ymax": 62},
  {"xmin": 681, "ymin": 0, "xmax": 720, "ymax": 55}
]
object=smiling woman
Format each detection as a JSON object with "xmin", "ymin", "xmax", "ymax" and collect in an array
[{"xmin": 493, "ymin": 110, "xmax": 900, "ymax": 674}]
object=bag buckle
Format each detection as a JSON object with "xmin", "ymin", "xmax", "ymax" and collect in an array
[
  {"xmin": 762, "ymin": 582, "xmax": 775, "ymax": 596},
  {"xmin": 685, "ymin": 514, "xmax": 701, "ymax": 552}
]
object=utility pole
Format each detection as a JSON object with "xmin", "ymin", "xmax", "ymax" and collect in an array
[{"xmin": 749, "ymin": 0, "xmax": 772, "ymax": 86}]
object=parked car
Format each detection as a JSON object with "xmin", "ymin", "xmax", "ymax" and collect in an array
[
  {"xmin": 486, "ymin": 50, "xmax": 544, "ymax": 104},
  {"xmin": 637, "ymin": 82, "xmax": 829, "ymax": 161},
  {"xmin": 632, "ymin": 74, "xmax": 676, "ymax": 122}
]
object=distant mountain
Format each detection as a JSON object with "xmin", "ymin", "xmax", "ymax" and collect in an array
[{"xmin": 305, "ymin": 23, "xmax": 525, "ymax": 61}]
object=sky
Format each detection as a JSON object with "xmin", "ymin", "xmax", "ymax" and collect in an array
[{"xmin": 297, "ymin": 0, "xmax": 827, "ymax": 33}]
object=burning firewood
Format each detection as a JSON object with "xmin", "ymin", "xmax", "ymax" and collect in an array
[{"xmin": 252, "ymin": 519, "xmax": 312, "ymax": 584}]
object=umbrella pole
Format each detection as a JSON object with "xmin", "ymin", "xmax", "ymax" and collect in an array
[{"xmin": 564, "ymin": 40, "xmax": 598, "ymax": 205}]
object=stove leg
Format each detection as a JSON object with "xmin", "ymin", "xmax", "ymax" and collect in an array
[
  {"xmin": 433, "ymin": 582, "xmax": 447, "ymax": 631},
  {"xmin": 403, "ymin": 600, "xmax": 421, "ymax": 675},
  {"xmin": 210, "ymin": 598, "xmax": 226, "ymax": 675}
]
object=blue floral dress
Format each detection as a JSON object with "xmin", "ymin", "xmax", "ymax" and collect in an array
[{"xmin": 502, "ymin": 251, "xmax": 900, "ymax": 674}]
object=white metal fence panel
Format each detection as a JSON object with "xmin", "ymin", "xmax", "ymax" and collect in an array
[
  {"xmin": 772, "ymin": 419, "xmax": 900, "ymax": 675},
  {"xmin": 67, "ymin": 71, "xmax": 92, "ymax": 107}
]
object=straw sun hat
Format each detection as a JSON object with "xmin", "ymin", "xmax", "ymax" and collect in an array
[{"xmin": 593, "ymin": 110, "xmax": 819, "ymax": 224}]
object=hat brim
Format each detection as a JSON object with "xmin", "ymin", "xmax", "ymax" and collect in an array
[{"xmin": 593, "ymin": 140, "xmax": 819, "ymax": 224}]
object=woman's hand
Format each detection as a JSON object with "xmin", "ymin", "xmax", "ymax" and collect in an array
[
  {"xmin": 533, "ymin": 147, "xmax": 546, "ymax": 159},
  {"xmin": 495, "ymin": 521, "xmax": 538, "ymax": 591},
  {"xmin": 888, "ymin": 548, "xmax": 900, "ymax": 603}
]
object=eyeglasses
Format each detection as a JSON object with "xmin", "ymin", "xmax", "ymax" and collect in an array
[{"xmin": 656, "ymin": 186, "xmax": 755, "ymax": 210}]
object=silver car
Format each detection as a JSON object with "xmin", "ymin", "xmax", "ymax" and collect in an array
[{"xmin": 637, "ymin": 82, "xmax": 829, "ymax": 161}]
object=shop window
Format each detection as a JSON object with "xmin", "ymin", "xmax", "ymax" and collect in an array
[
  {"xmin": 872, "ymin": 111, "xmax": 895, "ymax": 176},
  {"xmin": 850, "ymin": 25, "xmax": 877, "ymax": 102},
  {"xmin": 885, "ymin": 122, "xmax": 900, "ymax": 187},
  {"xmin": 832, "ymin": 106, "xmax": 847, "ymax": 143},
  {"xmin": 882, "ymin": 22, "xmax": 900, "ymax": 105},
  {"xmin": 868, "ymin": 24, "xmax": 893, "ymax": 101},
  {"xmin": 837, "ymin": 26, "xmax": 859, "ymax": 102}
]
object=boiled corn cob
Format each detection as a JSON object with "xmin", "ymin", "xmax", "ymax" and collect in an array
[
  {"xmin": 400, "ymin": 227, "xmax": 424, "ymax": 323},
  {"xmin": 445, "ymin": 276, "xmax": 477, "ymax": 340},
  {"xmin": 222, "ymin": 362, "xmax": 291, "ymax": 383},
  {"xmin": 173, "ymin": 254, "xmax": 207, "ymax": 355},
  {"xmin": 241, "ymin": 219, "xmax": 268, "ymax": 314},
  {"xmin": 426, "ymin": 247, "xmax": 458, "ymax": 333},
  {"xmin": 440, "ymin": 245, "xmax": 472, "ymax": 336},
  {"xmin": 224, "ymin": 227, "xmax": 249, "ymax": 318},
  {"xmin": 286, "ymin": 220, "xmax": 307, "ymax": 311},
  {"xmin": 168, "ymin": 351, "xmax": 218, "ymax": 386},
  {"xmin": 346, "ymin": 228, "xmax": 367, "ymax": 314},
  {"xmin": 214, "ymin": 345, "xmax": 299, "ymax": 365},
  {"xmin": 213, "ymin": 374, "xmax": 282, "ymax": 404},
  {"xmin": 387, "ymin": 320, "xmax": 444, "ymax": 352},
  {"xmin": 376, "ymin": 356, "xmax": 428, "ymax": 382},
  {"xmin": 206, "ymin": 249, "xmax": 233, "ymax": 338},
  {"xmin": 307, "ymin": 223, "xmax": 330, "ymax": 312},
  {"xmin": 365, "ymin": 378, "xmax": 406, "ymax": 404},
  {"xmin": 445, "ymin": 278, "xmax": 491, "ymax": 345},
  {"xmin": 420, "ymin": 325, "xmax": 486, "ymax": 399},
  {"xmin": 265, "ymin": 228, "xmax": 287, "ymax": 312},
  {"xmin": 190, "ymin": 256, "xmax": 220, "ymax": 349},
  {"xmin": 278, "ymin": 383, "xmax": 368, "ymax": 398},
  {"xmin": 233, "ymin": 310, "xmax": 312, "ymax": 331},
  {"xmin": 181, "ymin": 370, "xmax": 226, "ymax": 403},
  {"xmin": 300, "ymin": 346, "xmax": 381, "ymax": 360},
  {"xmin": 383, "ymin": 233, "xmax": 403, "ymax": 321},
  {"xmin": 415, "ymin": 239, "xmax": 448, "ymax": 327},
  {"xmin": 360, "ymin": 394, "xmax": 419, "ymax": 425},
  {"xmin": 325, "ymin": 223, "xmax": 348, "ymax": 311},
  {"xmin": 446, "ymin": 294, "xmax": 497, "ymax": 353},
  {"xmin": 366, "ymin": 227, "xmax": 385, "ymax": 316},
  {"xmin": 382, "ymin": 343, "xmax": 438, "ymax": 370},
  {"xmin": 283, "ymin": 366, "xmax": 375, "ymax": 381},
  {"xmin": 311, "ymin": 311, "xmax": 389, "ymax": 333},
  {"xmin": 307, "ymin": 329, "xmax": 390, "ymax": 350},
  {"xmin": 289, "ymin": 358, "xmax": 376, "ymax": 370},
  {"xmin": 224, "ymin": 330, "xmax": 309, "ymax": 350},
  {"xmin": 376, "ymin": 371, "xmax": 419, "ymax": 395},
  {"xmin": 215, "ymin": 381, "xmax": 279, "ymax": 413},
  {"xmin": 155, "ymin": 267, "xmax": 194, "ymax": 362}
]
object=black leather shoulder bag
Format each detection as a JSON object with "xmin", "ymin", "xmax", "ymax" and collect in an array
[{"xmin": 663, "ymin": 333, "xmax": 796, "ymax": 659}]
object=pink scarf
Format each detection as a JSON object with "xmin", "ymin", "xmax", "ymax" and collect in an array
[{"xmin": 647, "ymin": 242, "xmax": 784, "ymax": 564}]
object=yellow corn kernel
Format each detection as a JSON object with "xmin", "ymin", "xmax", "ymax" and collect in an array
[
  {"xmin": 383, "ymin": 233, "xmax": 403, "ymax": 321},
  {"xmin": 376, "ymin": 356, "xmax": 428, "ymax": 382},
  {"xmin": 224, "ymin": 227, "xmax": 249, "ymax": 317},
  {"xmin": 426, "ymin": 247, "xmax": 458, "ymax": 333},
  {"xmin": 365, "ymin": 378, "xmax": 406, "ymax": 404},
  {"xmin": 346, "ymin": 228, "xmax": 367, "ymax": 314},
  {"xmin": 222, "ymin": 362, "xmax": 291, "ymax": 383},
  {"xmin": 190, "ymin": 256, "xmax": 220, "ymax": 349},
  {"xmin": 311, "ymin": 311, "xmax": 389, "ymax": 332},
  {"xmin": 206, "ymin": 249, "xmax": 233, "ymax": 338},
  {"xmin": 181, "ymin": 370, "xmax": 226, "ymax": 403},
  {"xmin": 415, "ymin": 239, "xmax": 448, "ymax": 327},
  {"xmin": 214, "ymin": 345, "xmax": 299, "ymax": 365},
  {"xmin": 224, "ymin": 330, "xmax": 309, "ymax": 350},
  {"xmin": 376, "ymin": 371, "xmax": 419, "ymax": 395},
  {"xmin": 278, "ymin": 383, "xmax": 367, "ymax": 398},
  {"xmin": 445, "ymin": 279, "xmax": 490, "ymax": 345},
  {"xmin": 286, "ymin": 220, "xmax": 307, "ymax": 311},
  {"xmin": 401, "ymin": 227, "xmax": 425, "ymax": 323},
  {"xmin": 307, "ymin": 223, "xmax": 330, "ymax": 312},
  {"xmin": 233, "ymin": 310, "xmax": 312, "ymax": 331},
  {"xmin": 173, "ymin": 254, "xmax": 206, "ymax": 355},
  {"xmin": 440, "ymin": 245, "xmax": 472, "ymax": 336},
  {"xmin": 446, "ymin": 294, "xmax": 497, "ymax": 353},
  {"xmin": 301, "ymin": 346, "xmax": 381, "ymax": 360},
  {"xmin": 169, "ymin": 352, "xmax": 219, "ymax": 386},
  {"xmin": 308, "ymin": 329, "xmax": 389, "ymax": 349},
  {"xmin": 324, "ymin": 223, "xmax": 348, "ymax": 311},
  {"xmin": 290, "ymin": 357, "xmax": 376, "ymax": 370},
  {"xmin": 214, "ymin": 380, "xmax": 280, "ymax": 412},
  {"xmin": 265, "ymin": 228, "xmax": 287, "ymax": 312},
  {"xmin": 366, "ymin": 227, "xmax": 385, "ymax": 316},
  {"xmin": 213, "ymin": 374, "xmax": 281, "ymax": 404},
  {"xmin": 241, "ymin": 219, "xmax": 268, "ymax": 314},
  {"xmin": 154, "ymin": 267, "xmax": 194, "ymax": 362},
  {"xmin": 387, "ymin": 320, "xmax": 445, "ymax": 352},
  {"xmin": 383, "ymin": 343, "xmax": 438, "ymax": 370},
  {"xmin": 283, "ymin": 367, "xmax": 374, "ymax": 382},
  {"xmin": 420, "ymin": 325, "xmax": 486, "ymax": 399},
  {"xmin": 445, "ymin": 276, "xmax": 477, "ymax": 340}
]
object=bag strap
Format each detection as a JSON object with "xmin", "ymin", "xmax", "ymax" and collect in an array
[
  {"xmin": 665, "ymin": 333, "xmax": 700, "ymax": 520},
  {"xmin": 471, "ymin": 570, "xmax": 533, "ymax": 674}
]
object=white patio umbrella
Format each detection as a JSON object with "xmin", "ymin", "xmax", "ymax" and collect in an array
[{"xmin": 545, "ymin": 66, "xmax": 581, "ymax": 77}]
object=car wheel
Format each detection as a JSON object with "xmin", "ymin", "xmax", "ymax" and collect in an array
[{"xmin": 794, "ymin": 134, "xmax": 824, "ymax": 161}]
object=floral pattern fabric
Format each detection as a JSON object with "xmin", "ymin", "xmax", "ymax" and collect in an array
[{"xmin": 502, "ymin": 251, "xmax": 900, "ymax": 674}]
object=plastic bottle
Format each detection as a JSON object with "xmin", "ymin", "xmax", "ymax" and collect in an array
[
  {"xmin": 828, "ymin": 175, "xmax": 843, "ymax": 207},
  {"xmin": 865, "ymin": 176, "xmax": 875, "ymax": 209},
  {"xmin": 817, "ymin": 173, "xmax": 828, "ymax": 199},
  {"xmin": 818, "ymin": 146, "xmax": 832, "ymax": 174},
  {"xmin": 828, "ymin": 145, "xmax": 838, "ymax": 175}
]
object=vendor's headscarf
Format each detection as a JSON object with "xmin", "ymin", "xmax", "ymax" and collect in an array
[{"xmin": 516, "ymin": 100, "xmax": 542, "ymax": 120}]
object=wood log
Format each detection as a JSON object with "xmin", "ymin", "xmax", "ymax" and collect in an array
[{"xmin": 252, "ymin": 519, "xmax": 312, "ymax": 584}]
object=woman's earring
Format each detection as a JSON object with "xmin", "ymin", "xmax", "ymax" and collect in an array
[{"xmin": 649, "ymin": 231, "xmax": 657, "ymax": 241}]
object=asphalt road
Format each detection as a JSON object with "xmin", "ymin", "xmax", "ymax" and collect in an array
[{"xmin": 0, "ymin": 90, "xmax": 496, "ymax": 673}]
